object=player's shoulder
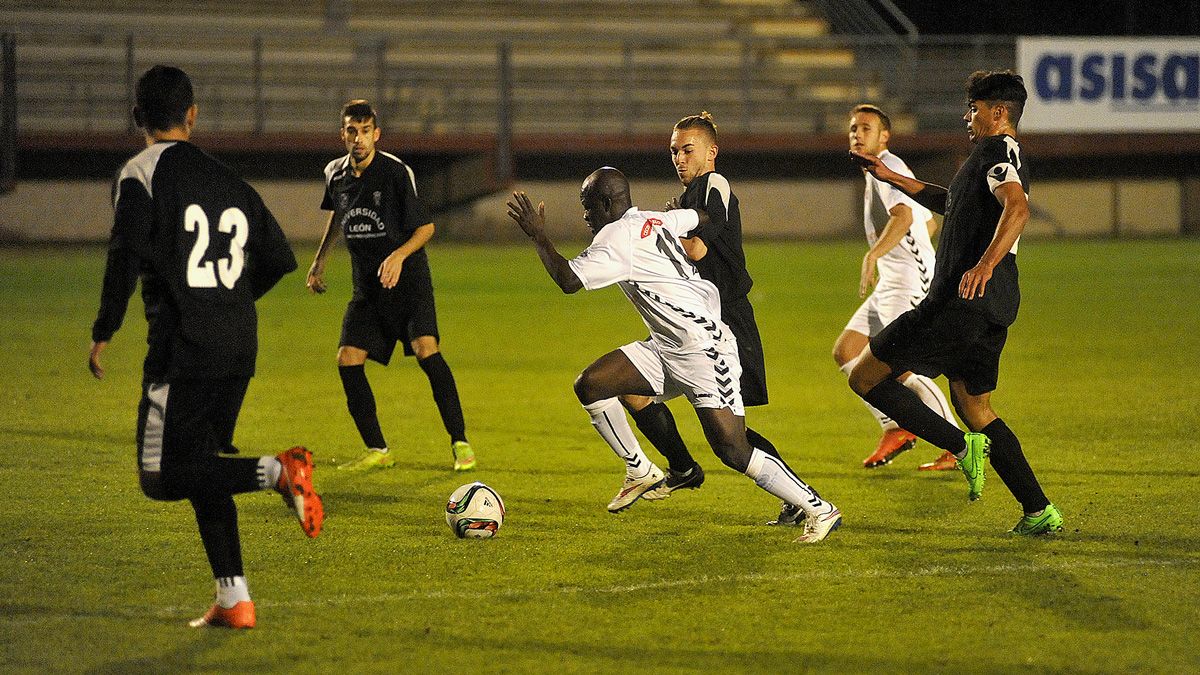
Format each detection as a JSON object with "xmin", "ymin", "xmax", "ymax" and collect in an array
[
  {"xmin": 977, "ymin": 134, "xmax": 1021, "ymax": 162},
  {"xmin": 323, "ymin": 155, "xmax": 351, "ymax": 183},
  {"xmin": 117, "ymin": 141, "xmax": 177, "ymax": 192},
  {"xmin": 879, "ymin": 150, "xmax": 915, "ymax": 178}
]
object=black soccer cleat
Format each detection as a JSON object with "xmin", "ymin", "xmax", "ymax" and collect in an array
[{"xmin": 641, "ymin": 464, "xmax": 705, "ymax": 501}]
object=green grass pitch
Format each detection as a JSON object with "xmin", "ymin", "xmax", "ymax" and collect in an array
[{"xmin": 2, "ymin": 239, "xmax": 1198, "ymax": 673}]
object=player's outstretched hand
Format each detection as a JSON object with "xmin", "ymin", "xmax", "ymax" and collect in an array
[
  {"xmin": 850, "ymin": 149, "xmax": 886, "ymax": 175},
  {"xmin": 507, "ymin": 191, "xmax": 545, "ymax": 238},
  {"xmin": 959, "ymin": 262, "xmax": 993, "ymax": 300},
  {"xmin": 378, "ymin": 250, "xmax": 405, "ymax": 289},
  {"xmin": 664, "ymin": 197, "xmax": 681, "ymax": 210},
  {"xmin": 306, "ymin": 264, "xmax": 327, "ymax": 294},
  {"xmin": 88, "ymin": 340, "xmax": 107, "ymax": 380}
]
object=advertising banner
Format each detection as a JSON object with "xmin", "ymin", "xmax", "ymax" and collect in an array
[{"xmin": 1017, "ymin": 37, "xmax": 1200, "ymax": 132}]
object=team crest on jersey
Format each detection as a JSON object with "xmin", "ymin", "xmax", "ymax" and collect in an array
[
  {"xmin": 641, "ymin": 218, "xmax": 661, "ymax": 238},
  {"xmin": 373, "ymin": 191, "xmax": 381, "ymax": 206}
]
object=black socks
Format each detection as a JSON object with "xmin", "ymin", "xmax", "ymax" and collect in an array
[
  {"xmin": 863, "ymin": 379, "xmax": 966, "ymax": 453},
  {"xmin": 338, "ymin": 364, "xmax": 387, "ymax": 449},
  {"xmin": 418, "ymin": 353, "xmax": 467, "ymax": 444},
  {"xmin": 629, "ymin": 402, "xmax": 697, "ymax": 473},
  {"xmin": 982, "ymin": 418, "xmax": 1050, "ymax": 513}
]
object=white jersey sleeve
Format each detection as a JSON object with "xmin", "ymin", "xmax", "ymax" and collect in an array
[
  {"xmin": 876, "ymin": 152, "xmax": 922, "ymax": 213},
  {"xmin": 567, "ymin": 221, "xmax": 633, "ymax": 291},
  {"xmin": 659, "ymin": 208, "xmax": 701, "ymax": 238}
]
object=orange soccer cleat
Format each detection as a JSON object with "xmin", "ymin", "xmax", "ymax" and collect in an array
[
  {"xmin": 276, "ymin": 446, "xmax": 324, "ymax": 538},
  {"xmin": 862, "ymin": 429, "xmax": 917, "ymax": 468},
  {"xmin": 189, "ymin": 601, "xmax": 256, "ymax": 629},
  {"xmin": 918, "ymin": 450, "xmax": 959, "ymax": 471}
]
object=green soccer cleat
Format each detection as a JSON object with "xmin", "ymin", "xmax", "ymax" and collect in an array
[
  {"xmin": 337, "ymin": 448, "xmax": 395, "ymax": 471},
  {"xmin": 1011, "ymin": 504, "xmax": 1064, "ymax": 536},
  {"xmin": 452, "ymin": 441, "xmax": 477, "ymax": 471},
  {"xmin": 957, "ymin": 432, "xmax": 990, "ymax": 501}
]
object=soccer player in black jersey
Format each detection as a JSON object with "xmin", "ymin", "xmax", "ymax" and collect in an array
[
  {"xmin": 848, "ymin": 71, "xmax": 1063, "ymax": 535},
  {"xmin": 307, "ymin": 100, "xmax": 476, "ymax": 472},
  {"xmin": 88, "ymin": 65, "xmax": 322, "ymax": 629},
  {"xmin": 622, "ymin": 112, "xmax": 804, "ymax": 523}
]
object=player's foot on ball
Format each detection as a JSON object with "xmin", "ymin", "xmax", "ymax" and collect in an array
[
  {"xmin": 642, "ymin": 464, "xmax": 704, "ymax": 500},
  {"xmin": 188, "ymin": 600, "xmax": 256, "ymax": 629},
  {"xmin": 957, "ymin": 432, "xmax": 990, "ymax": 501},
  {"xmin": 338, "ymin": 448, "xmax": 395, "ymax": 471},
  {"xmin": 276, "ymin": 446, "xmax": 324, "ymax": 538},
  {"xmin": 918, "ymin": 450, "xmax": 959, "ymax": 471},
  {"xmin": 767, "ymin": 501, "xmax": 805, "ymax": 526},
  {"xmin": 862, "ymin": 429, "xmax": 917, "ymax": 468},
  {"xmin": 1010, "ymin": 503, "xmax": 1064, "ymax": 536},
  {"xmin": 794, "ymin": 505, "xmax": 841, "ymax": 544},
  {"xmin": 452, "ymin": 441, "xmax": 476, "ymax": 471},
  {"xmin": 607, "ymin": 465, "xmax": 665, "ymax": 513}
]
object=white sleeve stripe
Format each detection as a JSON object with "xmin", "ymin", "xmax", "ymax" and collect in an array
[
  {"xmin": 706, "ymin": 173, "xmax": 731, "ymax": 212},
  {"xmin": 116, "ymin": 142, "xmax": 173, "ymax": 206},
  {"xmin": 986, "ymin": 163, "xmax": 1021, "ymax": 193}
]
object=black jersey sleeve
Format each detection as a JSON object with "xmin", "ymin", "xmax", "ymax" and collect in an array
[
  {"xmin": 911, "ymin": 185, "xmax": 948, "ymax": 215},
  {"xmin": 396, "ymin": 163, "xmax": 432, "ymax": 233},
  {"xmin": 690, "ymin": 173, "xmax": 731, "ymax": 241},
  {"xmin": 245, "ymin": 191, "xmax": 298, "ymax": 300},
  {"xmin": 92, "ymin": 177, "xmax": 151, "ymax": 343}
]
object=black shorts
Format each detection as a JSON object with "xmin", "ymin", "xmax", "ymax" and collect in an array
[
  {"xmin": 869, "ymin": 306, "xmax": 1007, "ymax": 396},
  {"xmin": 136, "ymin": 378, "xmax": 249, "ymax": 499},
  {"xmin": 341, "ymin": 284, "xmax": 439, "ymax": 366},
  {"xmin": 722, "ymin": 295, "xmax": 768, "ymax": 407}
]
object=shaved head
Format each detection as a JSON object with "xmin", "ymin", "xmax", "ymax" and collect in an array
[{"xmin": 580, "ymin": 167, "xmax": 633, "ymax": 233}]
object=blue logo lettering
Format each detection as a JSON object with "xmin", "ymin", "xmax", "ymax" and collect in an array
[{"xmin": 1033, "ymin": 49, "xmax": 1200, "ymax": 104}]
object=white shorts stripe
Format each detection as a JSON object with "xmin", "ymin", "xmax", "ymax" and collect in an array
[{"xmin": 140, "ymin": 383, "xmax": 169, "ymax": 472}]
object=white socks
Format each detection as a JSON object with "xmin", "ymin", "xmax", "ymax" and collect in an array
[
  {"xmin": 256, "ymin": 456, "xmax": 282, "ymax": 490},
  {"xmin": 840, "ymin": 356, "xmax": 898, "ymax": 431},
  {"xmin": 903, "ymin": 374, "xmax": 959, "ymax": 428},
  {"xmin": 583, "ymin": 397, "xmax": 654, "ymax": 478},
  {"xmin": 215, "ymin": 576, "xmax": 250, "ymax": 608},
  {"xmin": 745, "ymin": 449, "xmax": 829, "ymax": 517}
]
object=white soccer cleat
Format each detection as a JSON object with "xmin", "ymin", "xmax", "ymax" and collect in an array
[
  {"xmin": 794, "ymin": 505, "xmax": 842, "ymax": 544},
  {"xmin": 607, "ymin": 465, "xmax": 665, "ymax": 513}
]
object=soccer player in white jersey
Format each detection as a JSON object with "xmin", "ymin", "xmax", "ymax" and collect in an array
[
  {"xmin": 836, "ymin": 104, "xmax": 961, "ymax": 471},
  {"xmin": 506, "ymin": 168, "xmax": 840, "ymax": 543}
]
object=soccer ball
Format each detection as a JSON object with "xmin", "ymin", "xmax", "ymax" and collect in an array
[{"xmin": 445, "ymin": 482, "xmax": 505, "ymax": 539}]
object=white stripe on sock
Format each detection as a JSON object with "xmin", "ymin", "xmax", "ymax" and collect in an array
[
  {"xmin": 744, "ymin": 449, "xmax": 827, "ymax": 517},
  {"xmin": 583, "ymin": 397, "xmax": 652, "ymax": 478}
]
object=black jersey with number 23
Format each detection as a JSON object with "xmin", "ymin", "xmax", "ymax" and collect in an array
[{"xmin": 92, "ymin": 141, "xmax": 297, "ymax": 382}]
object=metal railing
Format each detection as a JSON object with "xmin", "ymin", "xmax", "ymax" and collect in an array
[{"xmin": 1, "ymin": 21, "xmax": 1015, "ymax": 138}]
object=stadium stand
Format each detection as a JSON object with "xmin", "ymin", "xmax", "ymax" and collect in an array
[{"xmin": 1, "ymin": 0, "xmax": 892, "ymax": 135}]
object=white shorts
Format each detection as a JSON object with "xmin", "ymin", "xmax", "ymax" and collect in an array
[
  {"xmin": 619, "ymin": 337, "xmax": 744, "ymax": 417},
  {"xmin": 844, "ymin": 285, "xmax": 926, "ymax": 337}
]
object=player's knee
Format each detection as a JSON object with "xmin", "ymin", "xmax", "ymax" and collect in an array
[
  {"xmin": 337, "ymin": 348, "xmax": 366, "ymax": 367},
  {"xmin": 847, "ymin": 365, "xmax": 875, "ymax": 396},
  {"xmin": 411, "ymin": 338, "xmax": 439, "ymax": 360},
  {"xmin": 573, "ymin": 371, "xmax": 598, "ymax": 405}
]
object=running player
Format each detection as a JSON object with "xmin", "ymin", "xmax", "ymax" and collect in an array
[
  {"xmin": 848, "ymin": 71, "xmax": 1063, "ymax": 535},
  {"xmin": 307, "ymin": 100, "xmax": 476, "ymax": 472},
  {"xmin": 618, "ymin": 113, "xmax": 797, "ymax": 522},
  {"xmin": 88, "ymin": 65, "xmax": 322, "ymax": 629},
  {"xmin": 837, "ymin": 104, "xmax": 960, "ymax": 471},
  {"xmin": 507, "ymin": 168, "xmax": 840, "ymax": 542}
]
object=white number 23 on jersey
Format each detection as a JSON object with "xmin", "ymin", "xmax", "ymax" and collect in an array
[{"xmin": 184, "ymin": 204, "xmax": 248, "ymax": 289}]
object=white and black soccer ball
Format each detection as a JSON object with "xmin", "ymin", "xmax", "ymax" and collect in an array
[{"xmin": 445, "ymin": 482, "xmax": 505, "ymax": 539}]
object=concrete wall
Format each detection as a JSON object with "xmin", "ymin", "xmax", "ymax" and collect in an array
[{"xmin": 0, "ymin": 176, "xmax": 1186, "ymax": 243}]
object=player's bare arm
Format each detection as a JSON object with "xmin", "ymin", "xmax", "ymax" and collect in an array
[
  {"xmin": 506, "ymin": 191, "xmax": 583, "ymax": 294},
  {"xmin": 860, "ymin": 204, "xmax": 914, "ymax": 297},
  {"xmin": 851, "ymin": 150, "xmax": 949, "ymax": 214},
  {"xmin": 678, "ymin": 208, "xmax": 711, "ymax": 261},
  {"xmin": 378, "ymin": 222, "xmax": 434, "ymax": 289},
  {"xmin": 307, "ymin": 212, "xmax": 340, "ymax": 294},
  {"xmin": 959, "ymin": 181, "xmax": 1029, "ymax": 300}
]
